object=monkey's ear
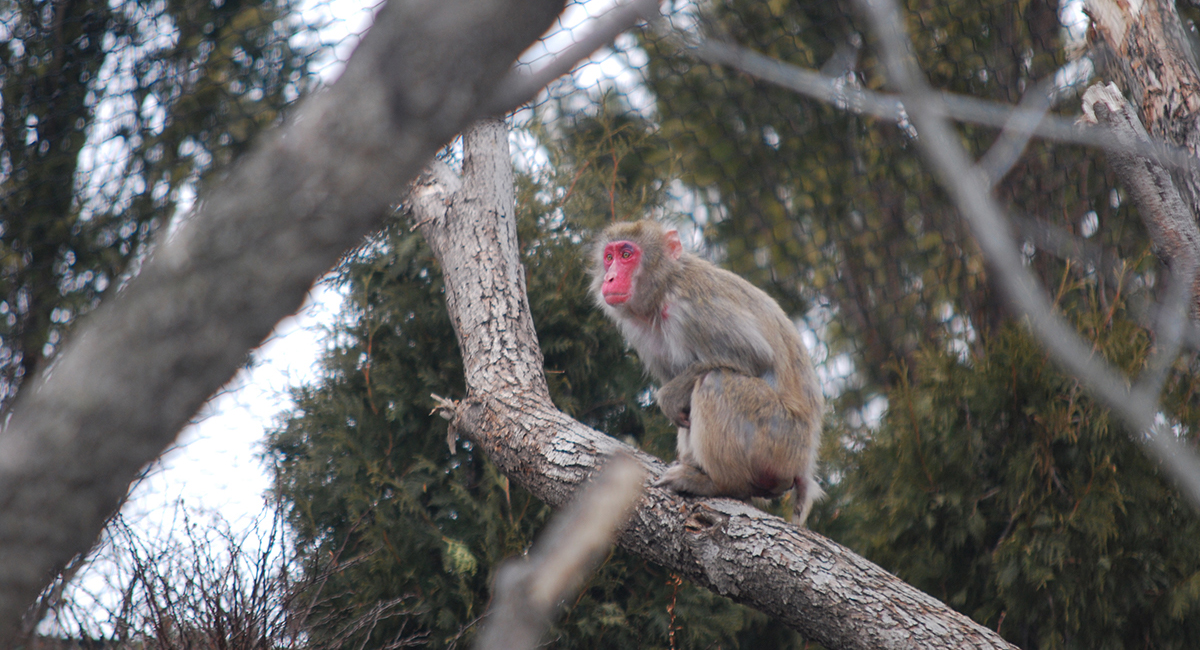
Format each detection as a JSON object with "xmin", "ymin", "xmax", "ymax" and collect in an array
[{"xmin": 664, "ymin": 229, "xmax": 683, "ymax": 260}]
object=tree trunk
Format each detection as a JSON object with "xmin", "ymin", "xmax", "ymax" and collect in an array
[
  {"xmin": 1086, "ymin": 0, "xmax": 1200, "ymax": 316},
  {"xmin": 1088, "ymin": 0, "xmax": 1200, "ymax": 202}
]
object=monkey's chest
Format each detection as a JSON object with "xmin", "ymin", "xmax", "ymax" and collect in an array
[{"xmin": 620, "ymin": 316, "xmax": 696, "ymax": 382}]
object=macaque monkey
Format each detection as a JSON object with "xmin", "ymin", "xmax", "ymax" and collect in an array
[{"xmin": 591, "ymin": 220, "xmax": 824, "ymax": 524}]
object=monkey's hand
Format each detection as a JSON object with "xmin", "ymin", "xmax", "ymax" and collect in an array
[{"xmin": 656, "ymin": 376, "xmax": 695, "ymax": 428}]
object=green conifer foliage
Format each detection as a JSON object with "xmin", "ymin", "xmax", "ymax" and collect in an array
[
  {"xmin": 0, "ymin": 0, "xmax": 311, "ymax": 408},
  {"xmin": 631, "ymin": 1, "xmax": 1200, "ymax": 646},
  {"xmin": 836, "ymin": 284, "xmax": 1200, "ymax": 649},
  {"xmin": 639, "ymin": 0, "xmax": 1129, "ymax": 399}
]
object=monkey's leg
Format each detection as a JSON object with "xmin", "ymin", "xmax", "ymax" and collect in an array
[
  {"xmin": 653, "ymin": 418, "xmax": 725, "ymax": 493},
  {"xmin": 689, "ymin": 370, "xmax": 810, "ymax": 501},
  {"xmin": 652, "ymin": 374, "xmax": 731, "ymax": 498},
  {"xmin": 674, "ymin": 425, "xmax": 695, "ymax": 464},
  {"xmin": 653, "ymin": 461, "xmax": 719, "ymax": 494},
  {"xmin": 658, "ymin": 363, "xmax": 750, "ymax": 428}
]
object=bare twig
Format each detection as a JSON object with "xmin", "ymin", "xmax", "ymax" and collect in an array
[
  {"xmin": 486, "ymin": 0, "xmax": 662, "ymax": 115},
  {"xmin": 673, "ymin": 32, "xmax": 1200, "ymax": 180},
  {"xmin": 858, "ymin": 0, "xmax": 1200, "ymax": 508},
  {"xmin": 978, "ymin": 76, "xmax": 1060, "ymax": 186}
]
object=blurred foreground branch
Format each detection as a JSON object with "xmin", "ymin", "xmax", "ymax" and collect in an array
[
  {"xmin": 670, "ymin": 27, "xmax": 1200, "ymax": 180},
  {"xmin": 0, "ymin": 0, "xmax": 566, "ymax": 642},
  {"xmin": 859, "ymin": 0, "xmax": 1200, "ymax": 507},
  {"xmin": 475, "ymin": 455, "xmax": 645, "ymax": 650}
]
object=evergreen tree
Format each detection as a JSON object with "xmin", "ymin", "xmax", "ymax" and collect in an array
[
  {"xmin": 638, "ymin": 0, "xmax": 1200, "ymax": 647},
  {"xmin": 0, "ymin": 0, "xmax": 312, "ymax": 408},
  {"xmin": 836, "ymin": 288, "xmax": 1200, "ymax": 649}
]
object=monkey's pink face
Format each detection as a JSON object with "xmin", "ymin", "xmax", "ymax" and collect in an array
[{"xmin": 601, "ymin": 240, "xmax": 641, "ymax": 305}]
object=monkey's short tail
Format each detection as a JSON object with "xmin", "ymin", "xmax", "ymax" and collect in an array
[{"xmin": 791, "ymin": 476, "xmax": 825, "ymax": 527}]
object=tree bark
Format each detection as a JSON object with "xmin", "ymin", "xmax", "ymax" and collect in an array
[
  {"xmin": 0, "ymin": 0, "xmax": 565, "ymax": 643},
  {"xmin": 1087, "ymin": 0, "xmax": 1200, "ymax": 161},
  {"xmin": 1079, "ymin": 83, "xmax": 1200, "ymax": 316},
  {"xmin": 410, "ymin": 120, "xmax": 1016, "ymax": 650},
  {"xmin": 1087, "ymin": 0, "xmax": 1200, "ymax": 237}
]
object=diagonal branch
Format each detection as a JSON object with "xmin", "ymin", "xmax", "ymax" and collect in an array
[
  {"xmin": 673, "ymin": 32, "xmax": 1200, "ymax": 179},
  {"xmin": 0, "ymin": 0, "xmax": 567, "ymax": 642},
  {"xmin": 486, "ymin": 0, "xmax": 663, "ymax": 115}
]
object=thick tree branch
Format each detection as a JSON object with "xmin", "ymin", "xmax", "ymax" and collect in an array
[
  {"xmin": 1078, "ymin": 83, "xmax": 1200, "ymax": 319},
  {"xmin": 411, "ymin": 120, "xmax": 1016, "ymax": 649},
  {"xmin": 0, "ymin": 0, "xmax": 566, "ymax": 642},
  {"xmin": 1086, "ymin": 0, "xmax": 1200, "ymax": 215}
]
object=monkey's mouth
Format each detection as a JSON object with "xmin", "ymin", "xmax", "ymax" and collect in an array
[{"xmin": 603, "ymin": 292, "xmax": 630, "ymax": 305}]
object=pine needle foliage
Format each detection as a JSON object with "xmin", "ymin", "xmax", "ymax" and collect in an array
[{"xmin": 0, "ymin": 0, "xmax": 312, "ymax": 409}]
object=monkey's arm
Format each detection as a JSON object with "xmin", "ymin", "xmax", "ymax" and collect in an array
[
  {"xmin": 657, "ymin": 361, "xmax": 744, "ymax": 426},
  {"xmin": 657, "ymin": 365, "xmax": 704, "ymax": 426}
]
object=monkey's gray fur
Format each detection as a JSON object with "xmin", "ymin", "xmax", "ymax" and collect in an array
[{"xmin": 592, "ymin": 220, "xmax": 824, "ymax": 524}]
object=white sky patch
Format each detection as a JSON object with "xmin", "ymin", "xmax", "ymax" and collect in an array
[
  {"xmin": 47, "ymin": 282, "xmax": 342, "ymax": 636},
  {"xmin": 295, "ymin": 0, "xmax": 383, "ymax": 82}
]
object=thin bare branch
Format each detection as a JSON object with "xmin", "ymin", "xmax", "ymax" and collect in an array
[
  {"xmin": 486, "ymin": 0, "xmax": 662, "ymax": 115},
  {"xmin": 1137, "ymin": 268, "xmax": 1192, "ymax": 400},
  {"xmin": 978, "ymin": 77, "xmax": 1060, "ymax": 186},
  {"xmin": 673, "ymin": 32, "xmax": 1200, "ymax": 180}
]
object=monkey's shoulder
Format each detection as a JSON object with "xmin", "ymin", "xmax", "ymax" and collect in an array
[
  {"xmin": 670, "ymin": 257, "xmax": 790, "ymax": 324},
  {"xmin": 673, "ymin": 255, "xmax": 773, "ymax": 296}
]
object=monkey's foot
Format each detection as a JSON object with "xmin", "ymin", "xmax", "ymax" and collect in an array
[{"xmin": 653, "ymin": 462, "xmax": 717, "ymax": 496}]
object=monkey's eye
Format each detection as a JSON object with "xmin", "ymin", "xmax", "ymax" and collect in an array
[
  {"xmin": 605, "ymin": 254, "xmax": 613, "ymax": 264},
  {"xmin": 621, "ymin": 249, "xmax": 632, "ymax": 259}
]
